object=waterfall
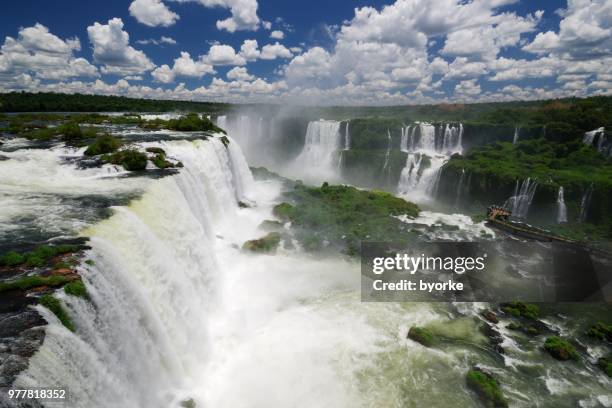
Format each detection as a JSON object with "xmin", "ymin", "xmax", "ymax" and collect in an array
[
  {"xmin": 344, "ymin": 121, "xmax": 350, "ymax": 151},
  {"xmin": 397, "ymin": 122, "xmax": 462, "ymax": 202},
  {"xmin": 13, "ymin": 136, "xmax": 254, "ymax": 407},
  {"xmin": 578, "ymin": 184, "xmax": 593, "ymax": 223},
  {"xmin": 216, "ymin": 115, "xmax": 227, "ymax": 130},
  {"xmin": 455, "ymin": 169, "xmax": 466, "ymax": 208},
  {"xmin": 556, "ymin": 186, "xmax": 567, "ymax": 223},
  {"xmin": 213, "ymin": 115, "xmax": 279, "ymax": 167},
  {"xmin": 382, "ymin": 129, "xmax": 392, "ymax": 173},
  {"xmin": 583, "ymin": 127, "xmax": 604, "ymax": 148},
  {"xmin": 290, "ymin": 120, "xmax": 342, "ymax": 183},
  {"xmin": 504, "ymin": 178, "xmax": 537, "ymax": 219},
  {"xmin": 513, "ymin": 126, "xmax": 520, "ymax": 144}
]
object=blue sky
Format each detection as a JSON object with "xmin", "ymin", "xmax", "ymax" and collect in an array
[{"xmin": 0, "ymin": 0, "xmax": 610, "ymax": 105}]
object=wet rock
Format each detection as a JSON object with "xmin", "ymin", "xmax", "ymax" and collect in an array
[
  {"xmin": 407, "ymin": 326, "xmax": 434, "ymax": 347},
  {"xmin": 586, "ymin": 322, "xmax": 612, "ymax": 342},
  {"xmin": 544, "ymin": 336, "xmax": 578, "ymax": 361},
  {"xmin": 10, "ymin": 328, "xmax": 45, "ymax": 358},
  {"xmin": 0, "ymin": 310, "xmax": 46, "ymax": 338},
  {"xmin": 481, "ymin": 310, "xmax": 499, "ymax": 324},
  {"xmin": 0, "ymin": 355, "xmax": 28, "ymax": 387},
  {"xmin": 242, "ymin": 232, "xmax": 281, "ymax": 253},
  {"xmin": 480, "ymin": 323, "xmax": 504, "ymax": 354},
  {"xmin": 466, "ymin": 367, "xmax": 508, "ymax": 408}
]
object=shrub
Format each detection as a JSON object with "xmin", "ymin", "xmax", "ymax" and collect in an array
[
  {"xmin": 84, "ymin": 134, "xmax": 123, "ymax": 156},
  {"xmin": 242, "ymin": 232, "xmax": 281, "ymax": 253},
  {"xmin": 104, "ymin": 149, "xmax": 148, "ymax": 171},
  {"xmin": 0, "ymin": 251, "xmax": 25, "ymax": 267},
  {"xmin": 57, "ymin": 121, "xmax": 83, "ymax": 140}
]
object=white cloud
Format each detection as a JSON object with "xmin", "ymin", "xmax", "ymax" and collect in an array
[
  {"xmin": 523, "ymin": 0, "xmax": 611, "ymax": 59},
  {"xmin": 226, "ymin": 66, "xmax": 254, "ymax": 81},
  {"xmin": 260, "ymin": 42, "xmax": 292, "ymax": 60},
  {"xmin": 270, "ymin": 30, "xmax": 284, "ymax": 40},
  {"xmin": 262, "ymin": 20, "xmax": 272, "ymax": 30},
  {"xmin": 152, "ymin": 51, "xmax": 215, "ymax": 83},
  {"xmin": 172, "ymin": 0, "xmax": 260, "ymax": 32},
  {"xmin": 205, "ymin": 44, "xmax": 246, "ymax": 65},
  {"xmin": 129, "ymin": 0, "xmax": 179, "ymax": 27},
  {"xmin": 239, "ymin": 39, "xmax": 260, "ymax": 61},
  {"xmin": 0, "ymin": 23, "xmax": 98, "ymax": 81},
  {"xmin": 87, "ymin": 18, "xmax": 155, "ymax": 75},
  {"xmin": 136, "ymin": 36, "xmax": 177, "ymax": 45},
  {"xmin": 454, "ymin": 79, "xmax": 481, "ymax": 96}
]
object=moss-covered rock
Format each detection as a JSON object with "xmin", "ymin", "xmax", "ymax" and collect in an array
[
  {"xmin": 597, "ymin": 356, "xmax": 612, "ymax": 377},
  {"xmin": 407, "ymin": 326, "xmax": 434, "ymax": 347},
  {"xmin": 151, "ymin": 153, "xmax": 174, "ymax": 169},
  {"xmin": 0, "ymin": 244, "xmax": 80, "ymax": 269},
  {"xmin": 273, "ymin": 184, "xmax": 419, "ymax": 255},
  {"xmin": 103, "ymin": 149, "xmax": 148, "ymax": 171},
  {"xmin": 586, "ymin": 322, "xmax": 612, "ymax": 342},
  {"xmin": 242, "ymin": 232, "xmax": 281, "ymax": 253},
  {"xmin": 500, "ymin": 301, "xmax": 539, "ymax": 320},
  {"xmin": 544, "ymin": 336, "xmax": 579, "ymax": 361},
  {"xmin": 259, "ymin": 219, "xmax": 283, "ymax": 231},
  {"xmin": 145, "ymin": 147, "xmax": 166, "ymax": 155},
  {"xmin": 84, "ymin": 134, "xmax": 122, "ymax": 156},
  {"xmin": 39, "ymin": 294, "xmax": 75, "ymax": 332},
  {"xmin": 63, "ymin": 279, "xmax": 89, "ymax": 300},
  {"xmin": 466, "ymin": 367, "xmax": 508, "ymax": 408}
]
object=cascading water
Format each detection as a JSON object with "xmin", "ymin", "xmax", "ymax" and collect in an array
[
  {"xmin": 513, "ymin": 126, "xmax": 520, "ymax": 144},
  {"xmin": 289, "ymin": 120, "xmax": 342, "ymax": 183},
  {"xmin": 344, "ymin": 121, "xmax": 350, "ymax": 151},
  {"xmin": 556, "ymin": 186, "xmax": 567, "ymax": 223},
  {"xmin": 579, "ymin": 184, "xmax": 593, "ymax": 223},
  {"xmin": 397, "ymin": 123, "xmax": 462, "ymax": 202},
  {"xmin": 381, "ymin": 129, "xmax": 392, "ymax": 173},
  {"xmin": 583, "ymin": 127, "xmax": 604, "ymax": 149},
  {"xmin": 504, "ymin": 178, "xmax": 537, "ymax": 219},
  {"xmin": 213, "ymin": 115, "xmax": 278, "ymax": 167}
]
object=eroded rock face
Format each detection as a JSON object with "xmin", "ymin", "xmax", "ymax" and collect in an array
[{"xmin": 0, "ymin": 309, "xmax": 47, "ymax": 387}]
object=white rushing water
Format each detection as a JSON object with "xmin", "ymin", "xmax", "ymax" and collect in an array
[
  {"xmin": 397, "ymin": 123, "xmax": 463, "ymax": 203},
  {"xmin": 8, "ymin": 133, "xmax": 484, "ymax": 408},
  {"xmin": 504, "ymin": 178, "xmax": 537, "ymax": 219},
  {"xmin": 579, "ymin": 184, "xmax": 593, "ymax": 223},
  {"xmin": 214, "ymin": 115, "xmax": 279, "ymax": 167},
  {"xmin": 288, "ymin": 119, "xmax": 342, "ymax": 183},
  {"xmin": 556, "ymin": 186, "xmax": 567, "ymax": 223},
  {"xmin": 344, "ymin": 121, "xmax": 350, "ymax": 150},
  {"xmin": 513, "ymin": 126, "xmax": 520, "ymax": 144}
]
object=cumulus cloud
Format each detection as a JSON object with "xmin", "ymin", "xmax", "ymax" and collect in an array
[
  {"xmin": 523, "ymin": 0, "xmax": 611, "ymax": 59},
  {"xmin": 172, "ymin": 0, "xmax": 260, "ymax": 32},
  {"xmin": 239, "ymin": 39, "xmax": 260, "ymax": 61},
  {"xmin": 152, "ymin": 51, "xmax": 214, "ymax": 83},
  {"xmin": 205, "ymin": 44, "xmax": 246, "ymax": 65},
  {"xmin": 0, "ymin": 23, "xmax": 98, "ymax": 82},
  {"xmin": 270, "ymin": 30, "xmax": 284, "ymax": 40},
  {"xmin": 226, "ymin": 66, "xmax": 254, "ymax": 81},
  {"xmin": 129, "ymin": 0, "xmax": 179, "ymax": 27},
  {"xmin": 260, "ymin": 42, "xmax": 292, "ymax": 60},
  {"xmin": 87, "ymin": 18, "xmax": 155, "ymax": 75}
]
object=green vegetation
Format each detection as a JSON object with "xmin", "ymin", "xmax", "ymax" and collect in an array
[
  {"xmin": 0, "ymin": 244, "xmax": 79, "ymax": 268},
  {"xmin": 407, "ymin": 326, "xmax": 434, "ymax": 347},
  {"xmin": 466, "ymin": 368, "xmax": 508, "ymax": 408},
  {"xmin": 64, "ymin": 280, "xmax": 89, "ymax": 300},
  {"xmin": 166, "ymin": 113, "xmax": 225, "ymax": 133},
  {"xmin": 0, "ymin": 275, "xmax": 76, "ymax": 293},
  {"xmin": 151, "ymin": 153, "xmax": 174, "ymax": 169},
  {"xmin": 0, "ymin": 92, "xmax": 229, "ymax": 113},
  {"xmin": 544, "ymin": 336, "xmax": 579, "ymax": 361},
  {"xmin": 598, "ymin": 356, "xmax": 612, "ymax": 377},
  {"xmin": 586, "ymin": 322, "xmax": 612, "ymax": 342},
  {"xmin": 242, "ymin": 232, "xmax": 281, "ymax": 253},
  {"xmin": 38, "ymin": 294, "xmax": 75, "ymax": 331},
  {"xmin": 500, "ymin": 301, "xmax": 540, "ymax": 320},
  {"xmin": 103, "ymin": 149, "xmax": 148, "ymax": 171},
  {"xmin": 145, "ymin": 147, "xmax": 166, "ymax": 155},
  {"xmin": 273, "ymin": 183, "xmax": 419, "ymax": 255},
  {"xmin": 84, "ymin": 134, "xmax": 123, "ymax": 156},
  {"xmin": 445, "ymin": 138, "xmax": 612, "ymax": 191},
  {"xmin": 259, "ymin": 220, "xmax": 283, "ymax": 231}
]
